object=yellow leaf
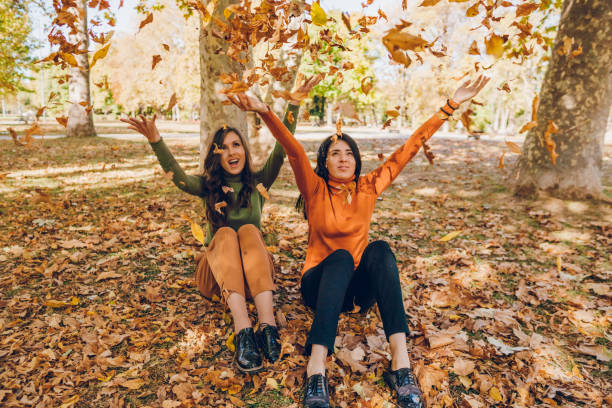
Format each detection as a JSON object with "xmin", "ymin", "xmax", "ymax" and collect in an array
[
  {"xmin": 191, "ymin": 222, "xmax": 205, "ymax": 246},
  {"xmin": 60, "ymin": 52, "xmax": 78, "ymax": 67},
  {"xmin": 90, "ymin": 43, "xmax": 111, "ymax": 68},
  {"xmin": 419, "ymin": 0, "xmax": 442, "ymax": 6},
  {"xmin": 489, "ymin": 386, "xmax": 503, "ymax": 402},
  {"xmin": 557, "ymin": 256, "xmax": 561, "ymax": 272},
  {"xmin": 226, "ymin": 332, "xmax": 235, "ymax": 352},
  {"xmin": 70, "ymin": 296, "xmax": 79, "ymax": 305},
  {"xmin": 505, "ymin": 141, "xmax": 521, "ymax": 154},
  {"xmin": 466, "ymin": 2, "xmax": 480, "ymax": 17},
  {"xmin": 385, "ymin": 109, "xmax": 400, "ymax": 118},
  {"xmin": 311, "ymin": 2, "xmax": 327, "ymax": 26},
  {"xmin": 211, "ymin": 294, "xmax": 221, "ymax": 302},
  {"xmin": 266, "ymin": 377, "xmax": 278, "ymax": 390},
  {"xmin": 438, "ymin": 230, "xmax": 463, "ymax": 242},
  {"xmin": 485, "ymin": 34, "xmax": 504, "ymax": 59},
  {"xmin": 227, "ymin": 383, "xmax": 242, "ymax": 395}
]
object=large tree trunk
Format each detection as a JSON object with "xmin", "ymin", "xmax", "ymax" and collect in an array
[
  {"xmin": 67, "ymin": 0, "xmax": 95, "ymax": 138},
  {"xmin": 199, "ymin": 0, "xmax": 247, "ymax": 171},
  {"xmin": 512, "ymin": 0, "xmax": 612, "ymax": 198}
]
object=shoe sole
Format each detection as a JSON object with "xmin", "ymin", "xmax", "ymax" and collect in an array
[{"xmin": 233, "ymin": 353, "xmax": 263, "ymax": 374}]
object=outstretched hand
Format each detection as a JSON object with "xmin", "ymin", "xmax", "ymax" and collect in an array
[
  {"xmin": 227, "ymin": 93, "xmax": 268, "ymax": 114},
  {"xmin": 120, "ymin": 115, "xmax": 161, "ymax": 143},
  {"xmin": 451, "ymin": 75, "xmax": 490, "ymax": 105},
  {"xmin": 289, "ymin": 73, "xmax": 324, "ymax": 105}
]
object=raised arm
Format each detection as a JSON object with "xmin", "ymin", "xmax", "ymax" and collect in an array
[
  {"xmin": 363, "ymin": 75, "xmax": 490, "ymax": 195},
  {"xmin": 228, "ymin": 74, "xmax": 324, "ymax": 199},
  {"xmin": 257, "ymin": 103, "xmax": 300, "ymax": 189},
  {"xmin": 120, "ymin": 115, "xmax": 206, "ymax": 196}
]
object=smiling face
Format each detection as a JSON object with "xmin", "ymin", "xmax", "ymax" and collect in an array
[
  {"xmin": 219, "ymin": 131, "xmax": 246, "ymax": 175},
  {"xmin": 326, "ymin": 139, "xmax": 356, "ymax": 180}
]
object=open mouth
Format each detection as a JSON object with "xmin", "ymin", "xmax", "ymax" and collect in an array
[{"xmin": 228, "ymin": 158, "xmax": 240, "ymax": 167}]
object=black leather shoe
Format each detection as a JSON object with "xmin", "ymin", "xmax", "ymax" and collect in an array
[
  {"xmin": 383, "ymin": 367, "xmax": 424, "ymax": 408},
  {"xmin": 256, "ymin": 324, "xmax": 281, "ymax": 363},
  {"xmin": 233, "ymin": 327, "xmax": 263, "ymax": 373},
  {"xmin": 303, "ymin": 374, "xmax": 330, "ymax": 408}
]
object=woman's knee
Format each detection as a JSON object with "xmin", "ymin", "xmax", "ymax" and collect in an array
[
  {"xmin": 237, "ymin": 223, "xmax": 259, "ymax": 236},
  {"xmin": 329, "ymin": 249, "xmax": 354, "ymax": 267},
  {"xmin": 215, "ymin": 226, "xmax": 238, "ymax": 240}
]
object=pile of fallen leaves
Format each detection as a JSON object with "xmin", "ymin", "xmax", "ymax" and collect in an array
[{"xmin": 0, "ymin": 135, "xmax": 610, "ymax": 407}]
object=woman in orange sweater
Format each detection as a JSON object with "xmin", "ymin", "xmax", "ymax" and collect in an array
[{"xmin": 229, "ymin": 75, "xmax": 489, "ymax": 408}]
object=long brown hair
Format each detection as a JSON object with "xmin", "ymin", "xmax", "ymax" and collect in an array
[{"xmin": 203, "ymin": 126, "xmax": 255, "ymax": 232}]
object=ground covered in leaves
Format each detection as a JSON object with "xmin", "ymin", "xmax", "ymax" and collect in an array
[{"xmin": 1, "ymin": 134, "xmax": 611, "ymax": 408}]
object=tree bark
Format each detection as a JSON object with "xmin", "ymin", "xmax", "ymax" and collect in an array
[
  {"xmin": 512, "ymin": 0, "xmax": 612, "ymax": 198},
  {"xmin": 67, "ymin": 0, "xmax": 95, "ymax": 137},
  {"xmin": 199, "ymin": 0, "xmax": 247, "ymax": 171}
]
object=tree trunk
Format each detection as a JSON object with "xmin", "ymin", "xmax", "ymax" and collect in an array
[
  {"xmin": 199, "ymin": 0, "xmax": 247, "ymax": 171},
  {"xmin": 67, "ymin": 0, "xmax": 95, "ymax": 137},
  {"xmin": 512, "ymin": 0, "xmax": 612, "ymax": 198}
]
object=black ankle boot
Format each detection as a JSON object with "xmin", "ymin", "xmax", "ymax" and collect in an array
[
  {"xmin": 256, "ymin": 324, "xmax": 281, "ymax": 363},
  {"xmin": 303, "ymin": 374, "xmax": 330, "ymax": 408},
  {"xmin": 233, "ymin": 327, "xmax": 263, "ymax": 373},
  {"xmin": 383, "ymin": 367, "xmax": 424, "ymax": 408}
]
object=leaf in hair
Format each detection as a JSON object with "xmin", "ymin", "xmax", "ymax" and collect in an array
[
  {"xmin": 214, "ymin": 201, "xmax": 227, "ymax": 214},
  {"xmin": 213, "ymin": 143, "xmax": 224, "ymax": 154}
]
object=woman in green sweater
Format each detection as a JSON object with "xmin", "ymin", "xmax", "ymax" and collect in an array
[{"xmin": 120, "ymin": 77, "xmax": 319, "ymax": 373}]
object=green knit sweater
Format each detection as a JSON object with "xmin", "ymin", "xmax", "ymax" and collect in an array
[{"xmin": 150, "ymin": 105, "xmax": 299, "ymax": 244}]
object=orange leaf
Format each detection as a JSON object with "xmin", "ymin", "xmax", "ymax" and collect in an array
[
  {"xmin": 361, "ymin": 77, "xmax": 373, "ymax": 95},
  {"xmin": 166, "ymin": 93, "xmax": 177, "ymax": 112},
  {"xmin": 505, "ymin": 141, "xmax": 521, "ymax": 154},
  {"xmin": 90, "ymin": 43, "xmax": 111, "ymax": 68},
  {"xmin": 287, "ymin": 110, "xmax": 294, "ymax": 124},
  {"xmin": 214, "ymin": 201, "xmax": 227, "ymax": 214},
  {"xmin": 138, "ymin": 13, "xmax": 153, "ymax": 30},
  {"xmin": 152, "ymin": 54, "xmax": 162, "ymax": 70},
  {"xmin": 543, "ymin": 120, "xmax": 559, "ymax": 166},
  {"xmin": 516, "ymin": 2, "xmax": 539, "ymax": 17},
  {"xmin": 419, "ymin": 0, "xmax": 442, "ymax": 5},
  {"xmin": 212, "ymin": 143, "xmax": 224, "ymax": 154},
  {"xmin": 498, "ymin": 152, "xmax": 505, "ymax": 169},
  {"xmin": 256, "ymin": 183, "xmax": 269, "ymax": 200},
  {"xmin": 336, "ymin": 116, "xmax": 343, "ymax": 136},
  {"xmin": 466, "ymin": 2, "xmax": 480, "ymax": 17},
  {"xmin": 56, "ymin": 116, "xmax": 68, "ymax": 128},
  {"xmin": 485, "ymin": 34, "xmax": 505, "ymax": 59}
]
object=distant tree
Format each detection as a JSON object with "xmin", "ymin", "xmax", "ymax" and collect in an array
[{"xmin": 0, "ymin": 0, "xmax": 34, "ymax": 96}]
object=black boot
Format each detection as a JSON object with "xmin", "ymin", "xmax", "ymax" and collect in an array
[
  {"xmin": 233, "ymin": 327, "xmax": 263, "ymax": 373},
  {"xmin": 302, "ymin": 374, "xmax": 330, "ymax": 408},
  {"xmin": 256, "ymin": 324, "xmax": 281, "ymax": 363},
  {"xmin": 383, "ymin": 367, "xmax": 424, "ymax": 408}
]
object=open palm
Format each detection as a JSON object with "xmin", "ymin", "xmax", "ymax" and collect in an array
[
  {"xmin": 120, "ymin": 115, "xmax": 161, "ymax": 143},
  {"xmin": 452, "ymin": 75, "xmax": 490, "ymax": 105}
]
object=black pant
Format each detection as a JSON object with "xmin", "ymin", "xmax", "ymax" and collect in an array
[{"xmin": 300, "ymin": 240, "xmax": 409, "ymax": 354}]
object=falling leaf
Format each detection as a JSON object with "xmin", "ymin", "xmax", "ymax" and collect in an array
[
  {"xmin": 56, "ymin": 116, "xmax": 68, "ymax": 128},
  {"xmin": 215, "ymin": 201, "xmax": 227, "ymax": 214},
  {"xmin": 506, "ymin": 141, "xmax": 521, "ymax": 154},
  {"xmin": 221, "ymin": 186, "xmax": 234, "ymax": 194},
  {"xmin": 385, "ymin": 109, "xmax": 399, "ymax": 118},
  {"xmin": 438, "ymin": 230, "xmax": 463, "ymax": 242},
  {"xmin": 460, "ymin": 109, "xmax": 473, "ymax": 132},
  {"xmin": 543, "ymin": 120, "xmax": 559, "ymax": 166},
  {"xmin": 419, "ymin": 0, "xmax": 442, "ymax": 6},
  {"xmin": 383, "ymin": 29, "xmax": 430, "ymax": 53},
  {"xmin": 256, "ymin": 183, "xmax": 270, "ymax": 200},
  {"xmin": 485, "ymin": 34, "xmax": 504, "ymax": 59},
  {"xmin": 166, "ymin": 93, "xmax": 177, "ymax": 112},
  {"xmin": 213, "ymin": 143, "xmax": 224, "ymax": 154},
  {"xmin": 498, "ymin": 83, "xmax": 511, "ymax": 93},
  {"xmin": 90, "ymin": 43, "xmax": 111, "ymax": 68},
  {"xmin": 361, "ymin": 77, "xmax": 373, "ymax": 95},
  {"xmin": 36, "ymin": 106, "xmax": 46, "ymax": 118},
  {"xmin": 181, "ymin": 215, "xmax": 205, "ymax": 245},
  {"xmin": 60, "ymin": 52, "xmax": 78, "ymax": 67},
  {"xmin": 287, "ymin": 110, "xmax": 294, "ymax": 124},
  {"xmin": 162, "ymin": 43, "xmax": 170, "ymax": 51},
  {"xmin": 466, "ymin": 2, "xmax": 480, "ymax": 17},
  {"xmin": 336, "ymin": 116, "xmax": 343, "ymax": 136},
  {"xmin": 498, "ymin": 152, "xmax": 505, "ymax": 169},
  {"xmin": 377, "ymin": 8, "xmax": 388, "ymax": 21},
  {"xmin": 138, "ymin": 13, "xmax": 153, "ymax": 30},
  {"xmin": 311, "ymin": 2, "xmax": 327, "ymax": 26},
  {"xmin": 516, "ymin": 2, "xmax": 539, "ymax": 17},
  {"xmin": 152, "ymin": 54, "xmax": 162, "ymax": 70},
  {"xmin": 8, "ymin": 128, "xmax": 23, "ymax": 146}
]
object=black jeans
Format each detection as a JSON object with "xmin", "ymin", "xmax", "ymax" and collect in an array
[{"xmin": 300, "ymin": 240, "xmax": 409, "ymax": 354}]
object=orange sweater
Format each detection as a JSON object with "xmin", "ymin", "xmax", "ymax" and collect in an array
[{"xmin": 260, "ymin": 107, "xmax": 447, "ymax": 275}]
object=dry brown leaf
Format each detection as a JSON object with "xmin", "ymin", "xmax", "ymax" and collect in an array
[
  {"xmin": 120, "ymin": 378, "xmax": 146, "ymax": 390},
  {"xmin": 96, "ymin": 271, "xmax": 122, "ymax": 281},
  {"xmin": 506, "ymin": 141, "xmax": 521, "ymax": 154},
  {"xmin": 453, "ymin": 358, "xmax": 476, "ymax": 376},
  {"xmin": 336, "ymin": 116, "xmax": 343, "ymax": 136},
  {"xmin": 138, "ymin": 13, "xmax": 153, "ymax": 30},
  {"xmin": 498, "ymin": 152, "xmax": 505, "ymax": 169},
  {"xmin": 516, "ymin": 2, "xmax": 540, "ymax": 17},
  {"xmin": 152, "ymin": 54, "xmax": 162, "ymax": 70},
  {"xmin": 256, "ymin": 183, "xmax": 269, "ymax": 200},
  {"xmin": 221, "ymin": 185, "xmax": 234, "ymax": 194},
  {"xmin": 56, "ymin": 116, "xmax": 68, "ymax": 128},
  {"xmin": 166, "ymin": 93, "xmax": 177, "ymax": 112}
]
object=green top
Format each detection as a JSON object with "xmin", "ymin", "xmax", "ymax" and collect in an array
[{"xmin": 150, "ymin": 104, "xmax": 300, "ymax": 244}]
